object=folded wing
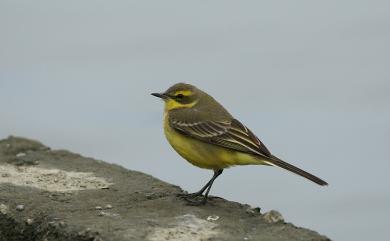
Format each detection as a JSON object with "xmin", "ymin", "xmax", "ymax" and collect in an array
[{"xmin": 169, "ymin": 118, "xmax": 272, "ymax": 159}]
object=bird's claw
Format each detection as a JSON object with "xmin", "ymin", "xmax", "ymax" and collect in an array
[
  {"xmin": 184, "ymin": 196, "xmax": 207, "ymax": 206},
  {"xmin": 176, "ymin": 192, "xmax": 208, "ymax": 205},
  {"xmin": 176, "ymin": 192, "xmax": 203, "ymax": 198}
]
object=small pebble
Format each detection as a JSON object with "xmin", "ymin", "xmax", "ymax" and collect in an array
[
  {"xmin": 252, "ymin": 207, "xmax": 261, "ymax": 213},
  {"xmin": 26, "ymin": 218, "xmax": 34, "ymax": 225},
  {"xmin": 16, "ymin": 204, "xmax": 25, "ymax": 211},
  {"xmin": 105, "ymin": 204, "xmax": 112, "ymax": 209},
  {"xmin": 206, "ymin": 215, "xmax": 220, "ymax": 221},
  {"xmin": 246, "ymin": 206, "xmax": 261, "ymax": 215},
  {"xmin": 48, "ymin": 221, "xmax": 56, "ymax": 227},
  {"xmin": 0, "ymin": 204, "xmax": 8, "ymax": 214},
  {"xmin": 263, "ymin": 210, "xmax": 284, "ymax": 223},
  {"xmin": 95, "ymin": 206, "xmax": 103, "ymax": 210},
  {"xmin": 16, "ymin": 152, "xmax": 26, "ymax": 157},
  {"xmin": 145, "ymin": 193, "xmax": 154, "ymax": 199}
]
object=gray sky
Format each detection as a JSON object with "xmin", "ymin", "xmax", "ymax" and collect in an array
[{"xmin": 1, "ymin": 1, "xmax": 389, "ymax": 240}]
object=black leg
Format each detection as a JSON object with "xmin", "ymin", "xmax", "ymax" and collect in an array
[
  {"xmin": 182, "ymin": 169, "xmax": 223, "ymax": 205},
  {"xmin": 176, "ymin": 173, "xmax": 216, "ymax": 198}
]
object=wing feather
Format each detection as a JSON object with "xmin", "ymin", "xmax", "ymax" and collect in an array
[{"xmin": 170, "ymin": 118, "xmax": 271, "ymax": 158}]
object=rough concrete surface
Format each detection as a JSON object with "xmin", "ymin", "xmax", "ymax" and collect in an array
[{"xmin": 0, "ymin": 136, "xmax": 330, "ymax": 241}]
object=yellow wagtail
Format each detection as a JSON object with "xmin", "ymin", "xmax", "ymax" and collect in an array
[{"xmin": 152, "ymin": 83, "xmax": 327, "ymax": 205}]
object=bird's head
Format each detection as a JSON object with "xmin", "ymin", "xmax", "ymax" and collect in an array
[{"xmin": 151, "ymin": 83, "xmax": 201, "ymax": 111}]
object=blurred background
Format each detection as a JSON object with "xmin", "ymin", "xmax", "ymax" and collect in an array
[{"xmin": 1, "ymin": 1, "xmax": 389, "ymax": 240}]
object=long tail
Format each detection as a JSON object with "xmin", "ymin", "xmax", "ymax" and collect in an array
[{"xmin": 265, "ymin": 155, "xmax": 328, "ymax": 186}]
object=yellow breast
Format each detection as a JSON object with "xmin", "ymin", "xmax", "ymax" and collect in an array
[{"xmin": 163, "ymin": 113, "xmax": 263, "ymax": 169}]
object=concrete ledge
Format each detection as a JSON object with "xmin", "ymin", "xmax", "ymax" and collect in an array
[{"xmin": 0, "ymin": 136, "xmax": 330, "ymax": 241}]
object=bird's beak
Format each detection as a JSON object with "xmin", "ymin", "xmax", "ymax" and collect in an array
[{"xmin": 151, "ymin": 92, "xmax": 168, "ymax": 100}]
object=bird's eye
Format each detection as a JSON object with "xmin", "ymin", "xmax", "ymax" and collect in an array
[{"xmin": 176, "ymin": 94, "xmax": 184, "ymax": 99}]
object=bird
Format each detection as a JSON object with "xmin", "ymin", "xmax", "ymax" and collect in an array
[{"xmin": 152, "ymin": 83, "xmax": 327, "ymax": 205}]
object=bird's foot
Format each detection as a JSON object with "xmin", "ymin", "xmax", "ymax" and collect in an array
[
  {"xmin": 176, "ymin": 191, "xmax": 203, "ymax": 198},
  {"xmin": 184, "ymin": 196, "xmax": 208, "ymax": 206},
  {"xmin": 176, "ymin": 192, "xmax": 208, "ymax": 205}
]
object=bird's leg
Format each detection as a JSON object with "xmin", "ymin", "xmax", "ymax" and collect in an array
[
  {"xmin": 176, "ymin": 173, "xmax": 216, "ymax": 198},
  {"xmin": 184, "ymin": 169, "xmax": 223, "ymax": 205},
  {"xmin": 176, "ymin": 182, "xmax": 211, "ymax": 198}
]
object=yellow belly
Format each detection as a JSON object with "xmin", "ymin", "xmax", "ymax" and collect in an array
[{"xmin": 163, "ymin": 114, "xmax": 267, "ymax": 169}]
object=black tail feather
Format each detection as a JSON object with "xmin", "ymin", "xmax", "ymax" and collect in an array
[{"xmin": 267, "ymin": 155, "xmax": 328, "ymax": 186}]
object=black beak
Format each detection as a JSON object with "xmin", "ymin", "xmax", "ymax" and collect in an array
[{"xmin": 151, "ymin": 92, "xmax": 168, "ymax": 99}]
